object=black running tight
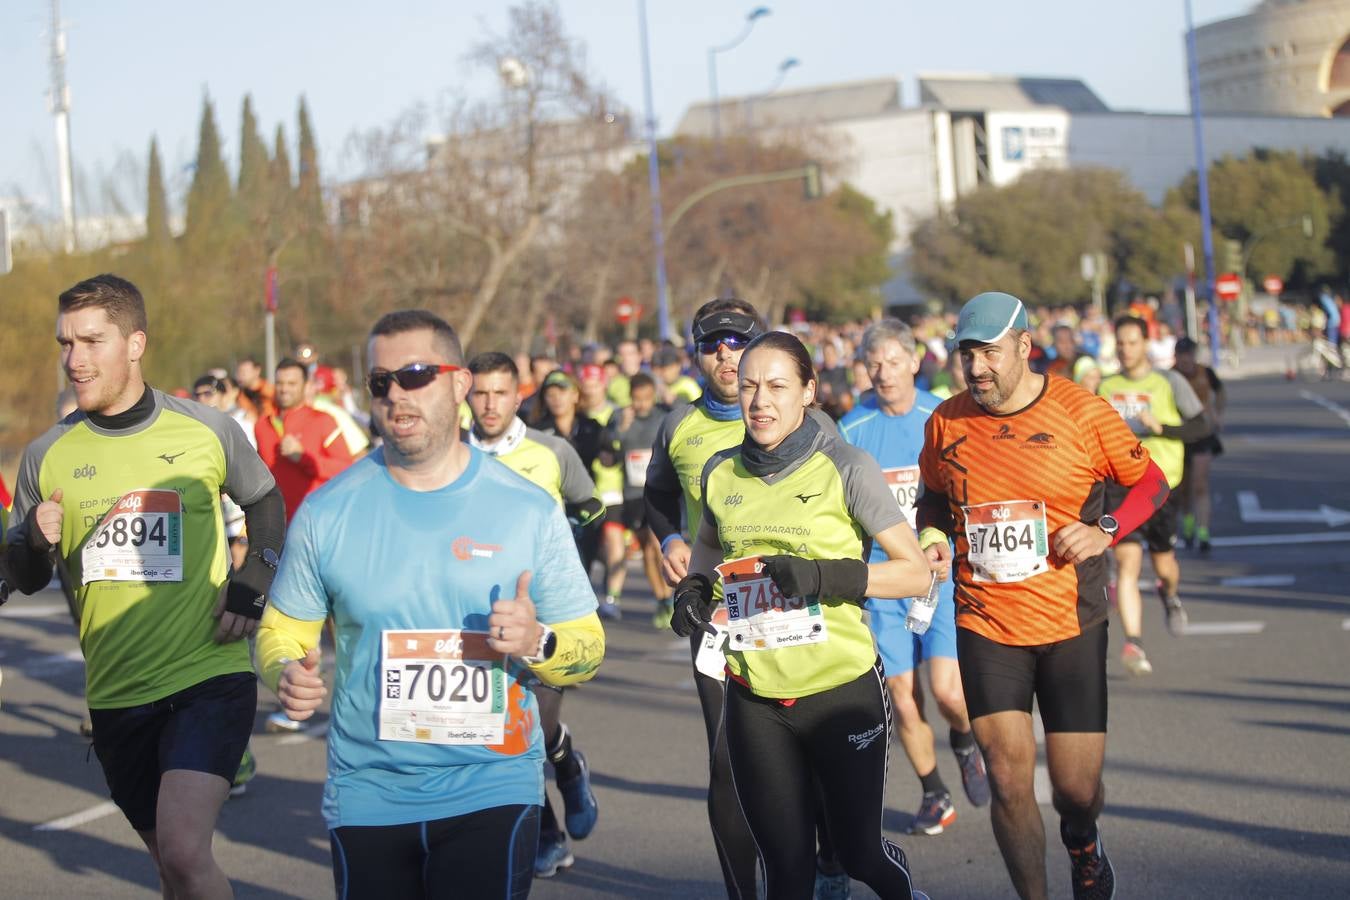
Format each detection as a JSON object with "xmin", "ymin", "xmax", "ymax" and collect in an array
[{"xmin": 723, "ymin": 662, "xmax": 915, "ymax": 900}]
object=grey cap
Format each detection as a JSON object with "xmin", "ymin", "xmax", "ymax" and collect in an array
[{"xmin": 955, "ymin": 292, "xmax": 1029, "ymax": 345}]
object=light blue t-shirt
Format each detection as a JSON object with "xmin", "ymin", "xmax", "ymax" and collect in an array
[
  {"xmin": 271, "ymin": 446, "xmax": 596, "ymax": 829},
  {"xmin": 838, "ymin": 392, "xmax": 954, "ymax": 607}
]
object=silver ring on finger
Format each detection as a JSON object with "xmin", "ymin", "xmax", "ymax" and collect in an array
[{"xmin": 497, "ymin": 625, "xmax": 505, "ymax": 641}]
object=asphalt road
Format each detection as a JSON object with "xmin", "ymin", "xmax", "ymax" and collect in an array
[{"xmin": 1, "ymin": 375, "xmax": 1347, "ymax": 899}]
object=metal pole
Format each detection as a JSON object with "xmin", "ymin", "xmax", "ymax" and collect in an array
[
  {"xmin": 638, "ymin": 0, "xmax": 672, "ymax": 341},
  {"xmin": 1186, "ymin": 0, "xmax": 1220, "ymax": 361},
  {"xmin": 49, "ymin": 0, "xmax": 76, "ymax": 254},
  {"xmin": 265, "ymin": 313, "xmax": 277, "ymax": 380}
]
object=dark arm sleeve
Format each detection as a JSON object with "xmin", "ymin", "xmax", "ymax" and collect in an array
[
  {"xmin": 915, "ymin": 484, "xmax": 955, "ymax": 534},
  {"xmin": 240, "ymin": 485, "xmax": 286, "ymax": 558},
  {"xmin": 1159, "ymin": 413, "xmax": 1210, "ymax": 443},
  {"xmin": 644, "ymin": 406, "xmax": 686, "ymax": 544},
  {"xmin": 5, "ymin": 445, "xmax": 55, "ymax": 595}
]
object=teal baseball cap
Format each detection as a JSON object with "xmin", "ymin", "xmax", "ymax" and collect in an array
[{"xmin": 955, "ymin": 292, "xmax": 1029, "ymax": 345}]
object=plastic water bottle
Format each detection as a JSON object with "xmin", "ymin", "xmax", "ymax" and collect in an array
[{"xmin": 905, "ymin": 572, "xmax": 941, "ymax": 635}]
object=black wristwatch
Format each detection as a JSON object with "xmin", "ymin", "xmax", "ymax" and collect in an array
[
  {"xmin": 251, "ymin": 548, "xmax": 280, "ymax": 570},
  {"xmin": 1097, "ymin": 515, "xmax": 1120, "ymax": 538}
]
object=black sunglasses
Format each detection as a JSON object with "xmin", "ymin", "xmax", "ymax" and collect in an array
[
  {"xmin": 367, "ymin": 363, "xmax": 460, "ymax": 398},
  {"xmin": 695, "ymin": 333, "xmax": 752, "ymax": 355}
]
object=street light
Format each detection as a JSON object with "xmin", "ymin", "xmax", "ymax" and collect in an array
[
  {"xmin": 637, "ymin": 0, "xmax": 672, "ymax": 340},
  {"xmin": 747, "ymin": 57, "xmax": 800, "ymax": 130},
  {"xmin": 708, "ymin": 6, "xmax": 771, "ymax": 146}
]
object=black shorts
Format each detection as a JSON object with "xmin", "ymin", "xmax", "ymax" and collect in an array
[
  {"xmin": 602, "ymin": 503, "xmax": 624, "ymax": 527},
  {"xmin": 621, "ymin": 497, "xmax": 647, "ymax": 533},
  {"xmin": 330, "ymin": 805, "xmax": 538, "ymax": 900},
  {"xmin": 1106, "ymin": 481, "xmax": 1178, "ymax": 553},
  {"xmin": 90, "ymin": 671, "xmax": 256, "ymax": 832},
  {"xmin": 957, "ymin": 621, "xmax": 1108, "ymax": 733}
]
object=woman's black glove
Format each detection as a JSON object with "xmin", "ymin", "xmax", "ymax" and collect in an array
[
  {"xmin": 672, "ymin": 573, "xmax": 717, "ymax": 638},
  {"xmin": 761, "ymin": 556, "xmax": 869, "ymax": 605}
]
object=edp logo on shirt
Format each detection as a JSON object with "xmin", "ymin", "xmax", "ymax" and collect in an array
[{"xmin": 73, "ymin": 464, "xmax": 97, "ymax": 479}]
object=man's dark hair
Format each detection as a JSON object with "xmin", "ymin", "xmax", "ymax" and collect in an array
[
  {"xmin": 58, "ymin": 274, "xmax": 148, "ymax": 337},
  {"xmin": 276, "ymin": 357, "xmax": 308, "ymax": 380},
  {"xmin": 193, "ymin": 374, "xmax": 224, "ymax": 393},
  {"xmin": 692, "ymin": 296, "xmax": 764, "ymax": 333},
  {"xmin": 467, "ymin": 351, "xmax": 519, "ymax": 379},
  {"xmin": 629, "ymin": 372, "xmax": 657, "ymax": 393},
  {"xmin": 1113, "ymin": 315, "xmax": 1149, "ymax": 339},
  {"xmin": 369, "ymin": 309, "xmax": 464, "ymax": 366},
  {"xmin": 238, "ymin": 356, "xmax": 261, "ymax": 368}
]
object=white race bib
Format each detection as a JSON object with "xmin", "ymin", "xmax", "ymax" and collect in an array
[
  {"xmin": 624, "ymin": 450, "xmax": 652, "ymax": 488},
  {"xmin": 717, "ymin": 556, "xmax": 829, "ymax": 652},
  {"xmin": 963, "ymin": 500, "xmax": 1049, "ymax": 584},
  {"xmin": 379, "ymin": 629, "xmax": 508, "ymax": 745},
  {"xmin": 81, "ymin": 489, "xmax": 184, "ymax": 584},
  {"xmin": 882, "ymin": 466, "xmax": 921, "ymax": 529}
]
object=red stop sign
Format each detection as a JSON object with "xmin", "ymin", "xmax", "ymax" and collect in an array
[
  {"xmin": 1262, "ymin": 275, "xmax": 1284, "ymax": 295},
  {"xmin": 1214, "ymin": 273, "xmax": 1242, "ymax": 301},
  {"xmin": 615, "ymin": 296, "xmax": 635, "ymax": 324}
]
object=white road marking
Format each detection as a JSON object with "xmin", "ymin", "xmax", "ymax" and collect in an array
[
  {"xmin": 1208, "ymin": 531, "xmax": 1350, "ymax": 548},
  {"xmin": 0, "ymin": 603, "xmax": 69, "ymax": 619},
  {"xmin": 1182, "ymin": 621, "xmax": 1266, "ymax": 636},
  {"xmin": 277, "ymin": 720, "xmax": 329, "ymax": 746},
  {"xmin": 1300, "ymin": 389, "xmax": 1350, "ymax": 427},
  {"xmin": 1342, "ymin": 619, "xmax": 1350, "ymax": 632},
  {"xmin": 1219, "ymin": 574, "xmax": 1296, "ymax": 587},
  {"xmin": 21, "ymin": 650, "xmax": 84, "ymax": 675},
  {"xmin": 33, "ymin": 801, "xmax": 119, "ymax": 832},
  {"xmin": 1236, "ymin": 492, "xmax": 1350, "ymax": 527}
]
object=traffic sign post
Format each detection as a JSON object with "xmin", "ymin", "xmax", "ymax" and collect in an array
[
  {"xmin": 1262, "ymin": 275, "xmax": 1284, "ymax": 295},
  {"xmin": 615, "ymin": 296, "xmax": 636, "ymax": 325}
]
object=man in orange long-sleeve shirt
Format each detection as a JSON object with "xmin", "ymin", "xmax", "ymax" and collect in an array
[{"xmin": 255, "ymin": 357, "xmax": 354, "ymax": 522}]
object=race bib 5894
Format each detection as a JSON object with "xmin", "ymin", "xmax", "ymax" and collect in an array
[{"xmin": 81, "ymin": 489, "xmax": 183, "ymax": 584}]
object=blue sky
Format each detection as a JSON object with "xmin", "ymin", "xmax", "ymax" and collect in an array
[{"xmin": 0, "ymin": 0, "xmax": 1251, "ymax": 218}]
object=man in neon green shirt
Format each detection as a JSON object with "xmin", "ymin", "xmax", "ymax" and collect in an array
[{"xmin": 1099, "ymin": 315, "xmax": 1210, "ymax": 676}]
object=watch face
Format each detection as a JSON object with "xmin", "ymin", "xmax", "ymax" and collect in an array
[
  {"xmin": 260, "ymin": 548, "xmax": 280, "ymax": 568},
  {"xmin": 1100, "ymin": 515, "xmax": 1119, "ymax": 533}
]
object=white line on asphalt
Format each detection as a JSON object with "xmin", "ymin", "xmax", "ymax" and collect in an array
[
  {"xmin": 21, "ymin": 650, "xmax": 84, "ymax": 675},
  {"xmin": 0, "ymin": 603, "xmax": 69, "ymax": 619},
  {"xmin": 1182, "ymin": 621, "xmax": 1267, "ymax": 636},
  {"xmin": 1208, "ymin": 531, "xmax": 1350, "ymax": 548},
  {"xmin": 277, "ymin": 721, "xmax": 330, "ymax": 746},
  {"xmin": 1219, "ymin": 574, "xmax": 1296, "ymax": 587},
  {"xmin": 1300, "ymin": 389, "xmax": 1350, "ymax": 427},
  {"xmin": 1342, "ymin": 619, "xmax": 1350, "ymax": 631},
  {"xmin": 33, "ymin": 801, "xmax": 119, "ymax": 832}
]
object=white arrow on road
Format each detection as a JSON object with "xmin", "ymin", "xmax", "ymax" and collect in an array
[{"xmin": 1236, "ymin": 492, "xmax": 1350, "ymax": 527}]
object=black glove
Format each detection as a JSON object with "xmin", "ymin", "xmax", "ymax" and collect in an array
[
  {"xmin": 672, "ymin": 573, "xmax": 716, "ymax": 638},
  {"xmin": 761, "ymin": 555, "xmax": 869, "ymax": 605},
  {"xmin": 223, "ymin": 551, "xmax": 276, "ymax": 620},
  {"xmin": 566, "ymin": 497, "xmax": 605, "ymax": 532}
]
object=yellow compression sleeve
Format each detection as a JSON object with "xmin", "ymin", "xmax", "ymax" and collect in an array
[
  {"xmin": 526, "ymin": 611, "xmax": 606, "ymax": 687},
  {"xmin": 256, "ymin": 605, "xmax": 326, "ymax": 693}
]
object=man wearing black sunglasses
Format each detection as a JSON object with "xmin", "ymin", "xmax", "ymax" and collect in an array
[{"xmin": 256, "ymin": 309, "xmax": 606, "ymax": 900}]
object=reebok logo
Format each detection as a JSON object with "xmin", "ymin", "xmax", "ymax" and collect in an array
[
  {"xmin": 158, "ymin": 451, "xmax": 187, "ymax": 464},
  {"xmin": 1022, "ymin": 433, "xmax": 1055, "ymax": 448},
  {"xmin": 793, "ymin": 492, "xmax": 821, "ymax": 504},
  {"xmin": 848, "ymin": 723, "xmax": 885, "ymax": 750},
  {"xmin": 992, "ymin": 424, "xmax": 1017, "ymax": 441}
]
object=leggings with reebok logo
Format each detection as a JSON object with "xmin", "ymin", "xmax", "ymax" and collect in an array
[{"xmin": 723, "ymin": 662, "xmax": 915, "ymax": 900}]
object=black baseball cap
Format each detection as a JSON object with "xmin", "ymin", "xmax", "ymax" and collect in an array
[
  {"xmin": 1175, "ymin": 337, "xmax": 1198, "ymax": 353},
  {"xmin": 691, "ymin": 311, "xmax": 763, "ymax": 344}
]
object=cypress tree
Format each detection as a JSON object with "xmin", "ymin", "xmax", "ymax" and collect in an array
[
  {"xmin": 296, "ymin": 96, "xmax": 325, "ymax": 235},
  {"xmin": 145, "ymin": 136, "xmax": 171, "ymax": 245},
  {"xmin": 237, "ymin": 94, "xmax": 271, "ymax": 224},
  {"xmin": 184, "ymin": 95, "xmax": 232, "ymax": 243}
]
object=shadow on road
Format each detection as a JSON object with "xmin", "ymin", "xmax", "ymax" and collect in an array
[
  {"xmin": 589, "ymin": 771, "xmax": 705, "ymax": 802},
  {"xmin": 1109, "ymin": 802, "xmax": 1349, "ymax": 863},
  {"xmin": 537, "ymin": 856, "xmax": 722, "ymax": 898}
]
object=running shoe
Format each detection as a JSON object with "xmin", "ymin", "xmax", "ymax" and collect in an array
[
  {"xmin": 1120, "ymin": 642, "xmax": 1153, "ymax": 676},
  {"xmin": 909, "ymin": 791, "xmax": 956, "ymax": 835},
  {"xmin": 813, "ymin": 865, "xmax": 851, "ymax": 899},
  {"xmin": 230, "ymin": 747, "xmax": 256, "ymax": 798},
  {"xmin": 1198, "ymin": 540, "xmax": 1211, "ymax": 556},
  {"xmin": 79, "ymin": 717, "xmax": 94, "ymax": 739},
  {"xmin": 265, "ymin": 710, "xmax": 305, "ymax": 733},
  {"xmin": 597, "ymin": 596, "xmax": 622, "ymax": 622},
  {"xmin": 1160, "ymin": 593, "xmax": 1188, "ymax": 636},
  {"xmin": 558, "ymin": 749, "xmax": 598, "ymax": 839},
  {"xmin": 1065, "ymin": 824, "xmax": 1116, "ymax": 900},
  {"xmin": 651, "ymin": 598, "xmax": 674, "ymax": 631},
  {"xmin": 955, "ymin": 745, "xmax": 991, "ymax": 807},
  {"xmin": 534, "ymin": 829, "xmax": 575, "ymax": 878}
]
